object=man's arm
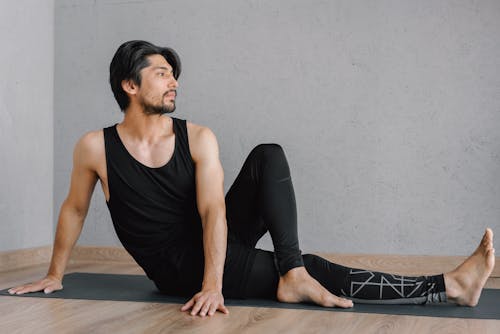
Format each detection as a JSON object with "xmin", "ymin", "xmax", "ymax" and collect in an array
[
  {"xmin": 9, "ymin": 132, "xmax": 100, "ymax": 294},
  {"xmin": 180, "ymin": 125, "xmax": 229, "ymax": 317}
]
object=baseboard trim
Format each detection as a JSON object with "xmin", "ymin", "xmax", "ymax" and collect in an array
[
  {"xmin": 69, "ymin": 246, "xmax": 135, "ymax": 263},
  {"xmin": 0, "ymin": 245, "xmax": 136, "ymax": 273},
  {"xmin": 1, "ymin": 246, "xmax": 498, "ymax": 277},
  {"xmin": 0, "ymin": 246, "xmax": 53, "ymax": 272}
]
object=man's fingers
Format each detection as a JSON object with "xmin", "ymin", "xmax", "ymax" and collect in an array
[
  {"xmin": 190, "ymin": 298, "xmax": 205, "ymax": 316},
  {"xmin": 219, "ymin": 304, "xmax": 229, "ymax": 314},
  {"xmin": 200, "ymin": 303, "xmax": 211, "ymax": 317},
  {"xmin": 181, "ymin": 298, "xmax": 195, "ymax": 311},
  {"xmin": 208, "ymin": 304, "xmax": 218, "ymax": 316},
  {"xmin": 11, "ymin": 284, "xmax": 37, "ymax": 295},
  {"xmin": 12, "ymin": 287, "xmax": 27, "ymax": 295},
  {"xmin": 8, "ymin": 277, "xmax": 62, "ymax": 296},
  {"xmin": 8, "ymin": 286, "xmax": 20, "ymax": 294},
  {"xmin": 8, "ymin": 287, "xmax": 21, "ymax": 295},
  {"xmin": 182, "ymin": 292, "xmax": 228, "ymax": 316}
]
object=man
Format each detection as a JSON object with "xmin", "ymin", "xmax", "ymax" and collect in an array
[{"xmin": 9, "ymin": 41, "xmax": 496, "ymax": 317}]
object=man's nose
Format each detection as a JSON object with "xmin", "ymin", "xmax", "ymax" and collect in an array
[{"xmin": 169, "ymin": 77, "xmax": 179, "ymax": 89}]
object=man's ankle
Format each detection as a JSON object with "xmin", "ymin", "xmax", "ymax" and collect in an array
[{"xmin": 281, "ymin": 266, "xmax": 307, "ymax": 279}]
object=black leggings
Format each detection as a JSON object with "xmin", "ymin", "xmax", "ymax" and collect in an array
[{"xmin": 225, "ymin": 144, "xmax": 447, "ymax": 304}]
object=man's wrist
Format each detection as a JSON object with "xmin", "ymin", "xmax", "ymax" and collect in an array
[
  {"xmin": 47, "ymin": 271, "xmax": 63, "ymax": 281},
  {"xmin": 202, "ymin": 279, "xmax": 223, "ymax": 292}
]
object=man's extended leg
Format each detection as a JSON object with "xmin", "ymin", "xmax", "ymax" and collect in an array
[
  {"xmin": 244, "ymin": 229, "xmax": 495, "ymax": 306},
  {"xmin": 244, "ymin": 251, "xmax": 447, "ymax": 304}
]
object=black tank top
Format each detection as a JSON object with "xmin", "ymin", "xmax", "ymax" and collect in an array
[{"xmin": 103, "ymin": 117, "xmax": 203, "ymax": 272}]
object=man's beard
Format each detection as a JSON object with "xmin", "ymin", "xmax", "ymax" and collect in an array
[{"xmin": 140, "ymin": 93, "xmax": 176, "ymax": 116}]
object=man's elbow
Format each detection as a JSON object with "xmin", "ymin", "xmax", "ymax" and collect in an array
[
  {"xmin": 200, "ymin": 204, "xmax": 227, "ymax": 227},
  {"xmin": 60, "ymin": 199, "xmax": 89, "ymax": 222}
]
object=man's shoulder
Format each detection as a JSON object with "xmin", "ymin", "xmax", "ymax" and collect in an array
[
  {"xmin": 185, "ymin": 120, "xmax": 210, "ymax": 133},
  {"xmin": 185, "ymin": 121, "xmax": 219, "ymax": 162},
  {"xmin": 186, "ymin": 121, "xmax": 217, "ymax": 142},
  {"xmin": 73, "ymin": 129, "xmax": 105, "ymax": 166},
  {"xmin": 77, "ymin": 129, "xmax": 104, "ymax": 149}
]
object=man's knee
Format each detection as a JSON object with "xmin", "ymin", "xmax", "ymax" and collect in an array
[
  {"xmin": 248, "ymin": 144, "xmax": 290, "ymax": 179},
  {"xmin": 251, "ymin": 143, "xmax": 285, "ymax": 161}
]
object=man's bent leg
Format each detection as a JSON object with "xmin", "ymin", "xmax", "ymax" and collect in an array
[
  {"xmin": 225, "ymin": 144, "xmax": 304, "ymax": 274},
  {"xmin": 226, "ymin": 144, "xmax": 352, "ymax": 308}
]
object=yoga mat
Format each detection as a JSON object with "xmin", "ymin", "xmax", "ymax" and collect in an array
[{"xmin": 2, "ymin": 272, "xmax": 499, "ymax": 320}]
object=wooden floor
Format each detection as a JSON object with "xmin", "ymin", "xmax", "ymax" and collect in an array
[{"xmin": 1, "ymin": 255, "xmax": 499, "ymax": 334}]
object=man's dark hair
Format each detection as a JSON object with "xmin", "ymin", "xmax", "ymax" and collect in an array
[{"xmin": 109, "ymin": 40, "xmax": 181, "ymax": 111}]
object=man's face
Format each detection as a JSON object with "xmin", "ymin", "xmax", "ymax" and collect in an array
[{"xmin": 136, "ymin": 54, "xmax": 178, "ymax": 115}]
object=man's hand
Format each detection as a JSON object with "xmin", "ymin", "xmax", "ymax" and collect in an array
[
  {"xmin": 8, "ymin": 275, "xmax": 63, "ymax": 295},
  {"xmin": 181, "ymin": 289, "xmax": 229, "ymax": 317}
]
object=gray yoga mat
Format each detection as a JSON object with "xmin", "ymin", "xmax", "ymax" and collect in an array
[{"xmin": 2, "ymin": 272, "xmax": 499, "ymax": 320}]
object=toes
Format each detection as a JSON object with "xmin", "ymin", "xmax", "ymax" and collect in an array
[
  {"xmin": 485, "ymin": 228, "xmax": 493, "ymax": 242},
  {"xmin": 486, "ymin": 227, "xmax": 493, "ymax": 237},
  {"xmin": 480, "ymin": 229, "xmax": 494, "ymax": 251},
  {"xmin": 335, "ymin": 297, "xmax": 354, "ymax": 308},
  {"xmin": 340, "ymin": 298, "xmax": 354, "ymax": 308},
  {"xmin": 325, "ymin": 295, "xmax": 353, "ymax": 308}
]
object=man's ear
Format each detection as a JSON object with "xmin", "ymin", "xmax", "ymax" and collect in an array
[{"xmin": 121, "ymin": 79, "xmax": 138, "ymax": 95}]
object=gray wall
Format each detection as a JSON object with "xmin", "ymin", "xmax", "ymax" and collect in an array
[
  {"xmin": 54, "ymin": 0, "xmax": 500, "ymax": 256},
  {"xmin": 0, "ymin": 1, "xmax": 54, "ymax": 251}
]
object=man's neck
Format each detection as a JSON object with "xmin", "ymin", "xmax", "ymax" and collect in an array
[{"xmin": 119, "ymin": 106, "xmax": 173, "ymax": 142}]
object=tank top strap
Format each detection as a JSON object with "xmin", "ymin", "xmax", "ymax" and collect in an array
[
  {"xmin": 103, "ymin": 124, "xmax": 116, "ymax": 144},
  {"xmin": 103, "ymin": 124, "xmax": 123, "ymax": 168},
  {"xmin": 172, "ymin": 117, "xmax": 195, "ymax": 173}
]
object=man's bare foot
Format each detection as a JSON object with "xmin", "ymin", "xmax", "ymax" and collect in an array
[
  {"xmin": 444, "ymin": 228, "xmax": 496, "ymax": 306},
  {"xmin": 276, "ymin": 266, "xmax": 353, "ymax": 308}
]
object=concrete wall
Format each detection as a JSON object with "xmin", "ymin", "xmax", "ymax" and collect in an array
[
  {"xmin": 0, "ymin": 0, "xmax": 54, "ymax": 251},
  {"xmin": 54, "ymin": 0, "xmax": 500, "ymax": 256}
]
